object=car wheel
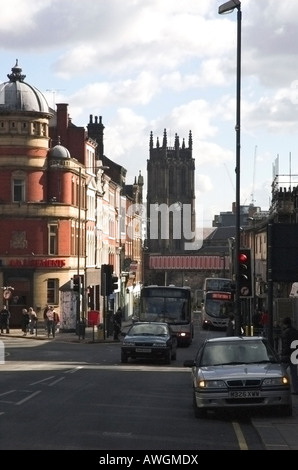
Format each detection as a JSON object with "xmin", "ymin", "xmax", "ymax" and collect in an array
[
  {"xmin": 193, "ymin": 392, "xmax": 207, "ymax": 419},
  {"xmin": 121, "ymin": 351, "xmax": 128, "ymax": 363}
]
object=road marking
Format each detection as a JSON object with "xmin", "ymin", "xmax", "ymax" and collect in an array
[
  {"xmin": 16, "ymin": 390, "xmax": 41, "ymax": 405},
  {"xmin": 48, "ymin": 377, "xmax": 65, "ymax": 386},
  {"xmin": 233, "ymin": 421, "xmax": 248, "ymax": 450},
  {"xmin": 30, "ymin": 376, "xmax": 56, "ymax": 385}
]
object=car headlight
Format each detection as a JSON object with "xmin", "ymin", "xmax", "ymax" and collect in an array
[
  {"xmin": 153, "ymin": 342, "xmax": 167, "ymax": 347},
  {"xmin": 197, "ymin": 379, "xmax": 226, "ymax": 389},
  {"xmin": 123, "ymin": 342, "xmax": 135, "ymax": 347},
  {"xmin": 263, "ymin": 376, "xmax": 290, "ymax": 386}
]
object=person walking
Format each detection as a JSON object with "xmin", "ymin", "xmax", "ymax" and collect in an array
[
  {"xmin": 281, "ymin": 316, "xmax": 298, "ymax": 395},
  {"xmin": 273, "ymin": 320, "xmax": 282, "ymax": 353},
  {"xmin": 28, "ymin": 307, "xmax": 37, "ymax": 334},
  {"xmin": 0, "ymin": 305, "xmax": 10, "ymax": 334},
  {"xmin": 261, "ymin": 310, "xmax": 269, "ymax": 337},
  {"xmin": 21, "ymin": 308, "xmax": 30, "ymax": 336},
  {"xmin": 46, "ymin": 306, "xmax": 58, "ymax": 338},
  {"xmin": 113, "ymin": 307, "xmax": 122, "ymax": 340},
  {"xmin": 43, "ymin": 305, "xmax": 49, "ymax": 320},
  {"xmin": 226, "ymin": 314, "xmax": 235, "ymax": 336}
]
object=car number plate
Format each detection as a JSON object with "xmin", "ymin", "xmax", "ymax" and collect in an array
[
  {"xmin": 136, "ymin": 348, "xmax": 151, "ymax": 353},
  {"xmin": 229, "ymin": 390, "xmax": 260, "ymax": 398}
]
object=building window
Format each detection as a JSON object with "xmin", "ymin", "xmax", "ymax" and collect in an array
[
  {"xmin": 49, "ymin": 224, "xmax": 58, "ymax": 255},
  {"xmin": 47, "ymin": 278, "xmax": 59, "ymax": 305},
  {"xmin": 13, "ymin": 179, "xmax": 25, "ymax": 202}
]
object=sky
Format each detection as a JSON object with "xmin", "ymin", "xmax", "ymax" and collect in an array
[{"xmin": 1, "ymin": 0, "xmax": 298, "ymax": 227}]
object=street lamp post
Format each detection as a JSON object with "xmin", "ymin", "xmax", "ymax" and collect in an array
[{"xmin": 219, "ymin": 0, "xmax": 242, "ymax": 335}]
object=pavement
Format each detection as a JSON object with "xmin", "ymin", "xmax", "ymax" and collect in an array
[
  {"xmin": 1, "ymin": 321, "xmax": 130, "ymax": 343},
  {"xmin": 2, "ymin": 322, "xmax": 298, "ymax": 450}
]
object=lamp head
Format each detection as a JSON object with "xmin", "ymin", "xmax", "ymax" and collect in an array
[{"xmin": 218, "ymin": 0, "xmax": 241, "ymax": 15}]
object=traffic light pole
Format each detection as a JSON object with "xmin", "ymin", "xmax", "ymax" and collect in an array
[
  {"xmin": 219, "ymin": 1, "xmax": 242, "ymax": 335},
  {"xmin": 234, "ymin": 4, "xmax": 242, "ymax": 336}
]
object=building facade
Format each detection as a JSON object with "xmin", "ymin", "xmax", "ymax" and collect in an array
[{"xmin": 0, "ymin": 61, "xmax": 143, "ymax": 329}]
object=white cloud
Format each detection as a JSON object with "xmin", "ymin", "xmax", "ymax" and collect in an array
[{"xmin": 1, "ymin": 0, "xmax": 297, "ymax": 225}]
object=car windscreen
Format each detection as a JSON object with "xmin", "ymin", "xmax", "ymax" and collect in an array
[
  {"xmin": 129, "ymin": 324, "xmax": 168, "ymax": 336},
  {"xmin": 200, "ymin": 340, "xmax": 278, "ymax": 367}
]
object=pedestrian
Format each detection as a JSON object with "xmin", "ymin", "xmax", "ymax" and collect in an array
[
  {"xmin": 226, "ymin": 313, "xmax": 235, "ymax": 336},
  {"xmin": 252, "ymin": 310, "xmax": 262, "ymax": 335},
  {"xmin": 0, "ymin": 305, "xmax": 10, "ymax": 334},
  {"xmin": 113, "ymin": 307, "xmax": 122, "ymax": 340},
  {"xmin": 28, "ymin": 307, "xmax": 37, "ymax": 334},
  {"xmin": 43, "ymin": 304, "xmax": 50, "ymax": 319},
  {"xmin": 21, "ymin": 308, "xmax": 30, "ymax": 336},
  {"xmin": 54, "ymin": 310, "xmax": 60, "ymax": 333},
  {"xmin": 281, "ymin": 316, "xmax": 298, "ymax": 395},
  {"xmin": 46, "ymin": 306, "xmax": 58, "ymax": 338},
  {"xmin": 261, "ymin": 310, "xmax": 269, "ymax": 337},
  {"xmin": 43, "ymin": 305, "xmax": 50, "ymax": 331},
  {"xmin": 273, "ymin": 320, "xmax": 282, "ymax": 353}
]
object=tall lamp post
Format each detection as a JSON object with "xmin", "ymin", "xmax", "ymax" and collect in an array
[{"xmin": 219, "ymin": 0, "xmax": 242, "ymax": 335}]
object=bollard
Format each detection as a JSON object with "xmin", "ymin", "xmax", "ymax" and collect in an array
[{"xmin": 97, "ymin": 323, "xmax": 104, "ymax": 340}]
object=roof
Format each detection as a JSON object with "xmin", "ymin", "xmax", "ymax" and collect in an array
[
  {"xmin": 48, "ymin": 143, "xmax": 71, "ymax": 159},
  {"xmin": 206, "ymin": 336, "xmax": 265, "ymax": 343},
  {"xmin": 0, "ymin": 60, "xmax": 50, "ymax": 114}
]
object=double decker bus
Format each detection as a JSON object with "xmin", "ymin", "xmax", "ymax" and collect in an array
[
  {"xmin": 136, "ymin": 285, "xmax": 193, "ymax": 346},
  {"xmin": 201, "ymin": 277, "xmax": 234, "ymax": 330},
  {"xmin": 203, "ymin": 277, "xmax": 233, "ymax": 297}
]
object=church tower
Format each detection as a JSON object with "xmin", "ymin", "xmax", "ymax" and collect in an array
[{"xmin": 146, "ymin": 129, "xmax": 195, "ymax": 254}]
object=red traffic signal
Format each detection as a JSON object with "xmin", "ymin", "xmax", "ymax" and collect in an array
[
  {"xmin": 238, "ymin": 249, "xmax": 252, "ymax": 296},
  {"xmin": 239, "ymin": 252, "xmax": 248, "ymax": 264}
]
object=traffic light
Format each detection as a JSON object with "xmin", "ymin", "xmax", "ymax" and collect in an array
[
  {"xmin": 238, "ymin": 249, "xmax": 252, "ymax": 297},
  {"xmin": 73, "ymin": 274, "xmax": 83, "ymax": 292},
  {"xmin": 101, "ymin": 264, "xmax": 113, "ymax": 295},
  {"xmin": 111, "ymin": 275, "xmax": 119, "ymax": 292}
]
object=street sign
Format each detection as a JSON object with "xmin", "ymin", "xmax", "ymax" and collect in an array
[{"xmin": 3, "ymin": 289, "xmax": 12, "ymax": 300}]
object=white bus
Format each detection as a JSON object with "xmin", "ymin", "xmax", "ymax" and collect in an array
[{"xmin": 136, "ymin": 285, "xmax": 193, "ymax": 346}]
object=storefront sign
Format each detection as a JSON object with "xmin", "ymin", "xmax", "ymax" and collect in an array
[{"xmin": 8, "ymin": 259, "xmax": 66, "ymax": 268}]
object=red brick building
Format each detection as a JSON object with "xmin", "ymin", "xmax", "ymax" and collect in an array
[{"xmin": 0, "ymin": 60, "xmax": 143, "ymax": 329}]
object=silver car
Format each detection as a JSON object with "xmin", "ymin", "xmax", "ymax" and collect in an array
[{"xmin": 184, "ymin": 336, "xmax": 292, "ymax": 418}]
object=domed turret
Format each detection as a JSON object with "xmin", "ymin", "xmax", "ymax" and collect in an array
[
  {"xmin": 0, "ymin": 60, "xmax": 50, "ymax": 114},
  {"xmin": 48, "ymin": 142, "xmax": 71, "ymax": 159}
]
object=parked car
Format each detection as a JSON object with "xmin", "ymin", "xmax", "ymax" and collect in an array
[
  {"xmin": 184, "ymin": 336, "xmax": 292, "ymax": 418},
  {"xmin": 121, "ymin": 322, "xmax": 177, "ymax": 364}
]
